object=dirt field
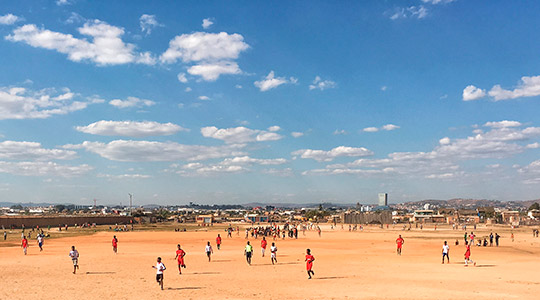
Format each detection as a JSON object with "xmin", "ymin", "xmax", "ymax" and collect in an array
[{"xmin": 1, "ymin": 225, "xmax": 540, "ymax": 300}]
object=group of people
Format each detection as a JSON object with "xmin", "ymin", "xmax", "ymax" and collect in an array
[{"xmin": 464, "ymin": 231, "xmax": 501, "ymax": 247}]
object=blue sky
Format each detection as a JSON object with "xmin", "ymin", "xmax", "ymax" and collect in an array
[{"xmin": 1, "ymin": 0, "xmax": 540, "ymax": 205}]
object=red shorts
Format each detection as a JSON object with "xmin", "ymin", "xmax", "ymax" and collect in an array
[
  {"xmin": 306, "ymin": 262, "xmax": 313, "ymax": 271},
  {"xmin": 178, "ymin": 259, "xmax": 184, "ymax": 265}
]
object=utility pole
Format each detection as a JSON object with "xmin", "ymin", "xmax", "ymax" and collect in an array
[
  {"xmin": 93, "ymin": 198, "xmax": 97, "ymax": 209},
  {"xmin": 128, "ymin": 193, "xmax": 133, "ymax": 216}
]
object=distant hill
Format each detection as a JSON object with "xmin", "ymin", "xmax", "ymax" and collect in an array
[{"xmin": 402, "ymin": 198, "xmax": 540, "ymax": 209}]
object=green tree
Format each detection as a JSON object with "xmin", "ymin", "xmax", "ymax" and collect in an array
[{"xmin": 529, "ymin": 202, "xmax": 540, "ymax": 211}]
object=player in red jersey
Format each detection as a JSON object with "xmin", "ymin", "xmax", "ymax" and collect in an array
[
  {"xmin": 396, "ymin": 235, "xmax": 404, "ymax": 255},
  {"xmin": 216, "ymin": 234, "xmax": 222, "ymax": 250},
  {"xmin": 175, "ymin": 244, "xmax": 186, "ymax": 274},
  {"xmin": 261, "ymin": 237, "xmax": 267, "ymax": 257},
  {"xmin": 305, "ymin": 248, "xmax": 315, "ymax": 279},
  {"xmin": 21, "ymin": 236, "xmax": 28, "ymax": 255},
  {"xmin": 112, "ymin": 235, "xmax": 118, "ymax": 254},
  {"xmin": 464, "ymin": 241, "xmax": 476, "ymax": 267}
]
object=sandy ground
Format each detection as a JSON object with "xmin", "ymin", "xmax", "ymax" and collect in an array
[{"xmin": 1, "ymin": 225, "xmax": 540, "ymax": 300}]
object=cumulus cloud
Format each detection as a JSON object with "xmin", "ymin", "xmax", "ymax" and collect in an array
[
  {"xmin": 292, "ymin": 146, "xmax": 373, "ymax": 162},
  {"xmin": 139, "ymin": 14, "xmax": 162, "ymax": 35},
  {"xmin": 291, "ymin": 132, "xmax": 304, "ymax": 138},
  {"xmin": 109, "ymin": 96, "xmax": 155, "ymax": 109},
  {"xmin": 177, "ymin": 72, "xmax": 188, "ymax": 83},
  {"xmin": 98, "ymin": 173, "xmax": 151, "ymax": 180},
  {"xmin": 363, "ymin": 124, "xmax": 399, "ymax": 132},
  {"xmin": 488, "ymin": 75, "xmax": 540, "ymax": 101},
  {"xmin": 0, "ymin": 86, "xmax": 92, "ymax": 120},
  {"xmin": 254, "ymin": 71, "xmax": 297, "ymax": 92},
  {"xmin": 333, "ymin": 130, "xmax": 347, "ymax": 135},
  {"xmin": 167, "ymin": 155, "xmax": 287, "ymax": 176},
  {"xmin": 268, "ymin": 126, "xmax": 281, "ymax": 132},
  {"xmin": 462, "ymin": 85, "xmax": 486, "ymax": 101},
  {"xmin": 0, "ymin": 141, "xmax": 77, "ymax": 160},
  {"xmin": 0, "ymin": 14, "xmax": 21, "ymax": 25},
  {"xmin": 484, "ymin": 120, "xmax": 522, "ymax": 128},
  {"xmin": 160, "ymin": 32, "xmax": 249, "ymax": 81},
  {"xmin": 201, "ymin": 126, "xmax": 283, "ymax": 143},
  {"xmin": 6, "ymin": 20, "xmax": 155, "ymax": 66},
  {"xmin": 309, "ymin": 76, "xmax": 336, "ymax": 91},
  {"xmin": 75, "ymin": 120, "xmax": 187, "ymax": 137},
  {"xmin": 202, "ymin": 18, "xmax": 214, "ymax": 29},
  {"xmin": 56, "ymin": 0, "xmax": 72, "ymax": 5},
  {"xmin": 305, "ymin": 123, "xmax": 540, "ymax": 178},
  {"xmin": 0, "ymin": 161, "xmax": 92, "ymax": 177},
  {"xmin": 262, "ymin": 168, "xmax": 293, "ymax": 177},
  {"xmin": 64, "ymin": 140, "xmax": 246, "ymax": 162},
  {"xmin": 187, "ymin": 61, "xmax": 241, "ymax": 81},
  {"xmin": 198, "ymin": 96, "xmax": 210, "ymax": 100}
]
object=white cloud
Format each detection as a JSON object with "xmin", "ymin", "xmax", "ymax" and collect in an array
[
  {"xmin": 6, "ymin": 21, "xmax": 155, "ymax": 66},
  {"xmin": 254, "ymin": 71, "xmax": 297, "ymax": 92},
  {"xmin": 309, "ymin": 76, "xmax": 336, "ymax": 91},
  {"xmin": 65, "ymin": 12, "xmax": 84, "ymax": 24},
  {"xmin": 380, "ymin": 86, "xmax": 388, "ymax": 91},
  {"xmin": 139, "ymin": 14, "xmax": 162, "ymax": 35},
  {"xmin": 185, "ymin": 87, "xmax": 192, "ymax": 92},
  {"xmin": 0, "ymin": 14, "xmax": 20, "ymax": 25},
  {"xmin": 161, "ymin": 32, "xmax": 248, "ymax": 63},
  {"xmin": 488, "ymin": 75, "xmax": 540, "ymax": 101},
  {"xmin": 56, "ymin": 0, "xmax": 72, "ymax": 5},
  {"xmin": 262, "ymin": 168, "xmax": 293, "ymax": 177},
  {"xmin": 462, "ymin": 85, "xmax": 486, "ymax": 101},
  {"xmin": 177, "ymin": 72, "xmax": 188, "ymax": 83},
  {"xmin": 109, "ymin": 96, "xmax": 155, "ymax": 109},
  {"xmin": 484, "ymin": 120, "xmax": 522, "ymax": 128},
  {"xmin": 0, "ymin": 141, "xmax": 77, "ymax": 160},
  {"xmin": 160, "ymin": 32, "xmax": 248, "ymax": 80},
  {"xmin": 198, "ymin": 95, "xmax": 210, "ymax": 101},
  {"xmin": 306, "ymin": 124, "xmax": 540, "ymax": 178},
  {"xmin": 526, "ymin": 142, "xmax": 540, "ymax": 149},
  {"xmin": 201, "ymin": 126, "xmax": 284, "ymax": 144},
  {"xmin": 363, "ymin": 124, "xmax": 399, "ymax": 132},
  {"xmin": 202, "ymin": 18, "xmax": 214, "ymax": 29},
  {"xmin": 268, "ymin": 126, "xmax": 281, "ymax": 132},
  {"xmin": 75, "ymin": 120, "xmax": 187, "ymax": 137},
  {"xmin": 220, "ymin": 156, "xmax": 287, "ymax": 166},
  {"xmin": 0, "ymin": 161, "xmax": 92, "ymax": 177},
  {"xmin": 382, "ymin": 124, "xmax": 400, "ymax": 131},
  {"xmin": 235, "ymin": 84, "xmax": 242, "ymax": 89},
  {"xmin": 187, "ymin": 61, "xmax": 241, "ymax": 81},
  {"xmin": 363, "ymin": 127, "xmax": 379, "ymax": 132},
  {"xmin": 292, "ymin": 146, "xmax": 373, "ymax": 162},
  {"xmin": 421, "ymin": 0, "xmax": 455, "ymax": 4},
  {"xmin": 390, "ymin": 6, "xmax": 428, "ymax": 20},
  {"xmin": 333, "ymin": 129, "xmax": 347, "ymax": 135},
  {"xmin": 0, "ymin": 86, "xmax": 92, "ymax": 120},
  {"xmin": 291, "ymin": 132, "xmax": 304, "ymax": 138},
  {"xmin": 65, "ymin": 140, "xmax": 246, "ymax": 162},
  {"xmin": 98, "ymin": 173, "xmax": 151, "ymax": 180}
]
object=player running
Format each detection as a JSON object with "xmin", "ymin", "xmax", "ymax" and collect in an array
[
  {"xmin": 270, "ymin": 242, "xmax": 278, "ymax": 264},
  {"xmin": 244, "ymin": 241, "xmax": 253, "ymax": 265},
  {"xmin": 37, "ymin": 234, "xmax": 44, "ymax": 252},
  {"xmin": 216, "ymin": 234, "xmax": 222, "ymax": 250},
  {"xmin": 442, "ymin": 241, "xmax": 450, "ymax": 264},
  {"xmin": 464, "ymin": 241, "xmax": 476, "ymax": 267},
  {"xmin": 205, "ymin": 241, "xmax": 213, "ymax": 262},
  {"xmin": 261, "ymin": 237, "xmax": 267, "ymax": 257},
  {"xmin": 152, "ymin": 257, "xmax": 166, "ymax": 290},
  {"xmin": 69, "ymin": 246, "xmax": 80, "ymax": 274},
  {"xmin": 112, "ymin": 235, "xmax": 118, "ymax": 254},
  {"xmin": 305, "ymin": 248, "xmax": 315, "ymax": 279},
  {"xmin": 396, "ymin": 235, "xmax": 405, "ymax": 255},
  {"xmin": 175, "ymin": 244, "xmax": 186, "ymax": 274},
  {"xmin": 21, "ymin": 236, "xmax": 28, "ymax": 255}
]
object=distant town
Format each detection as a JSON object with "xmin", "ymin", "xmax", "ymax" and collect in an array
[{"xmin": 1, "ymin": 193, "xmax": 540, "ymax": 228}]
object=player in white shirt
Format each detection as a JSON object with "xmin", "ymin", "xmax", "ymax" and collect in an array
[
  {"xmin": 270, "ymin": 242, "xmax": 278, "ymax": 265},
  {"xmin": 152, "ymin": 257, "xmax": 166, "ymax": 290},
  {"xmin": 205, "ymin": 241, "xmax": 213, "ymax": 262},
  {"xmin": 442, "ymin": 241, "xmax": 450, "ymax": 264},
  {"xmin": 37, "ymin": 234, "xmax": 44, "ymax": 252},
  {"xmin": 69, "ymin": 246, "xmax": 79, "ymax": 274}
]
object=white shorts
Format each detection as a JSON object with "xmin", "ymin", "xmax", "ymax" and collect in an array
[
  {"xmin": 271, "ymin": 252, "xmax": 276, "ymax": 258},
  {"xmin": 72, "ymin": 259, "xmax": 78, "ymax": 266}
]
